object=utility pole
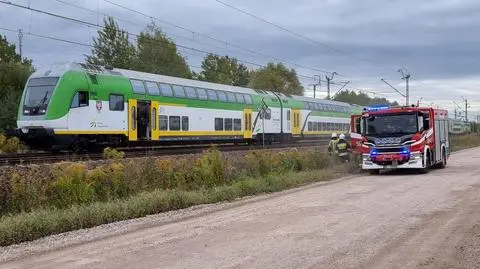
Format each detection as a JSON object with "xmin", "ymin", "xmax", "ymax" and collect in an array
[
  {"xmin": 308, "ymin": 75, "xmax": 322, "ymax": 99},
  {"xmin": 18, "ymin": 29, "xmax": 23, "ymax": 58},
  {"xmin": 463, "ymin": 97, "xmax": 470, "ymax": 123},
  {"xmin": 325, "ymin": 72, "xmax": 337, "ymax": 100},
  {"xmin": 398, "ymin": 68, "xmax": 411, "ymax": 106}
]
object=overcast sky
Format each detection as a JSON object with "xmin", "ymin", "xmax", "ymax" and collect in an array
[{"xmin": 2, "ymin": 0, "xmax": 480, "ymax": 120}]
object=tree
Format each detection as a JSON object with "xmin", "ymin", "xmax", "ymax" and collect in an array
[
  {"xmin": 86, "ymin": 17, "xmax": 136, "ymax": 69},
  {"xmin": 248, "ymin": 63, "xmax": 303, "ymax": 95},
  {"xmin": 0, "ymin": 35, "xmax": 34, "ymax": 131},
  {"xmin": 135, "ymin": 22, "xmax": 192, "ymax": 78},
  {"xmin": 198, "ymin": 54, "xmax": 249, "ymax": 86},
  {"xmin": 333, "ymin": 90, "xmax": 399, "ymax": 106}
]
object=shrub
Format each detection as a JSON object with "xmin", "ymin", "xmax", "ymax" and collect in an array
[
  {"xmin": 1, "ymin": 137, "xmax": 25, "ymax": 153},
  {"xmin": 103, "ymin": 147, "xmax": 125, "ymax": 159},
  {"xmin": 48, "ymin": 163, "xmax": 94, "ymax": 208}
]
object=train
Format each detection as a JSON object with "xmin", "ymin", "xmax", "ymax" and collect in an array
[
  {"xmin": 10, "ymin": 62, "xmax": 363, "ymax": 152},
  {"xmin": 447, "ymin": 118, "xmax": 471, "ymax": 134},
  {"xmin": 9, "ymin": 62, "xmax": 471, "ymax": 152}
]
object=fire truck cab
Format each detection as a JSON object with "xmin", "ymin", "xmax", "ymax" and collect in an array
[{"xmin": 350, "ymin": 105, "xmax": 450, "ymax": 174}]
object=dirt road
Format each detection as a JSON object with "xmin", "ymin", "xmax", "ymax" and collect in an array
[{"xmin": 1, "ymin": 148, "xmax": 480, "ymax": 269}]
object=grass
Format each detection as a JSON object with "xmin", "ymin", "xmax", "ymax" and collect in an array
[
  {"xmin": 450, "ymin": 134, "xmax": 480, "ymax": 152},
  {"xmin": 0, "ymin": 169, "xmax": 345, "ymax": 246}
]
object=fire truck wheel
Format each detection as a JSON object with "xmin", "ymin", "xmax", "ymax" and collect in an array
[
  {"xmin": 369, "ymin": 169, "xmax": 380, "ymax": 175},
  {"xmin": 438, "ymin": 149, "xmax": 447, "ymax": 169},
  {"xmin": 419, "ymin": 152, "xmax": 430, "ymax": 174}
]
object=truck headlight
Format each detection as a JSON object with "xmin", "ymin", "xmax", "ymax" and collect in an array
[{"xmin": 410, "ymin": 152, "xmax": 422, "ymax": 160}]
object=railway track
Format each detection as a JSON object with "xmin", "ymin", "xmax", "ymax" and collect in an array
[{"xmin": 0, "ymin": 140, "xmax": 329, "ymax": 166}]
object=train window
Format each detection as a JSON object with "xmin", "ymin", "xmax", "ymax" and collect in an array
[
  {"xmin": 207, "ymin": 89, "xmax": 218, "ymax": 101},
  {"xmin": 160, "ymin": 115, "xmax": 168, "ymax": 130},
  {"xmin": 173, "ymin": 85, "xmax": 186, "ymax": 98},
  {"xmin": 235, "ymin": 93, "xmax": 245, "ymax": 104},
  {"xmin": 172, "ymin": 85, "xmax": 186, "ymax": 98},
  {"xmin": 130, "ymin": 79, "xmax": 146, "ymax": 94},
  {"xmin": 109, "ymin": 94, "xmax": 124, "ymax": 111},
  {"xmin": 215, "ymin": 118, "xmax": 224, "ymax": 131},
  {"xmin": 159, "ymin": 83, "xmax": 174, "ymax": 97},
  {"xmin": 71, "ymin": 91, "xmax": 89, "ymax": 108},
  {"xmin": 243, "ymin": 94, "xmax": 253, "ymax": 104},
  {"xmin": 182, "ymin": 116, "xmax": 189, "ymax": 131},
  {"xmin": 225, "ymin": 118, "xmax": 233, "ymax": 131},
  {"xmin": 184, "ymin": 87, "xmax": 198, "ymax": 99},
  {"xmin": 321, "ymin": 122, "xmax": 326, "ymax": 131},
  {"xmin": 145, "ymin": 81, "xmax": 160, "ymax": 96},
  {"xmin": 308, "ymin": 122, "xmax": 312, "ymax": 131},
  {"xmin": 287, "ymin": 110, "xmax": 291, "ymax": 121},
  {"xmin": 169, "ymin": 116, "xmax": 181, "ymax": 131},
  {"xmin": 196, "ymin": 88, "xmax": 208, "ymax": 100},
  {"xmin": 217, "ymin": 91, "xmax": 228, "ymax": 102},
  {"xmin": 234, "ymin": 119, "xmax": 241, "ymax": 131},
  {"xmin": 226, "ymin": 92, "xmax": 236, "ymax": 103},
  {"xmin": 265, "ymin": 108, "xmax": 271, "ymax": 120}
]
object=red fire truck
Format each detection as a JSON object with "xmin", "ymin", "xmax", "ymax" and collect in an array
[{"xmin": 350, "ymin": 105, "xmax": 450, "ymax": 174}]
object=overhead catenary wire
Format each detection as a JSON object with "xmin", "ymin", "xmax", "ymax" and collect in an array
[
  {"xmin": 0, "ymin": 0, "xmax": 323, "ymax": 82},
  {"xmin": 213, "ymin": 0, "xmax": 394, "ymax": 73},
  {"xmin": 102, "ymin": 0, "xmax": 335, "ymax": 76}
]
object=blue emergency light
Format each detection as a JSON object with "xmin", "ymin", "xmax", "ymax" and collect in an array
[{"xmin": 364, "ymin": 105, "xmax": 390, "ymax": 112}]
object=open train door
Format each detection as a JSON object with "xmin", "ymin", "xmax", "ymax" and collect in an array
[
  {"xmin": 151, "ymin": 101, "xmax": 160, "ymax": 140},
  {"xmin": 350, "ymin": 114, "xmax": 362, "ymax": 150},
  {"xmin": 128, "ymin": 99, "xmax": 138, "ymax": 141}
]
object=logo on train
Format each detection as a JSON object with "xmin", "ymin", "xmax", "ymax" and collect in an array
[{"xmin": 96, "ymin": 100, "xmax": 102, "ymax": 111}]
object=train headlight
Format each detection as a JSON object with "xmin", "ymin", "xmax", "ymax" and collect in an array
[{"xmin": 23, "ymin": 110, "xmax": 30, "ymax": 114}]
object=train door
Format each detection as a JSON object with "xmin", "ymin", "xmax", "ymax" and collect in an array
[
  {"xmin": 244, "ymin": 108, "xmax": 252, "ymax": 139},
  {"xmin": 151, "ymin": 101, "xmax": 159, "ymax": 140},
  {"xmin": 292, "ymin": 109, "xmax": 301, "ymax": 136},
  {"xmin": 128, "ymin": 99, "xmax": 138, "ymax": 141},
  {"xmin": 137, "ymin": 100, "xmax": 151, "ymax": 140}
]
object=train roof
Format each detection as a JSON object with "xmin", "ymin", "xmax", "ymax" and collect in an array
[{"xmin": 32, "ymin": 62, "xmax": 359, "ymax": 108}]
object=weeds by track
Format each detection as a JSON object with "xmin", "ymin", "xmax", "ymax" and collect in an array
[{"xmin": 0, "ymin": 140, "xmax": 329, "ymax": 166}]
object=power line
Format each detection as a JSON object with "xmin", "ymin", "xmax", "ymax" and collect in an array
[
  {"xmin": 213, "ymin": 0, "xmax": 392, "ymax": 72},
  {"xmin": 1, "ymin": 0, "xmax": 321, "ymax": 82},
  {"xmin": 102, "ymin": 0, "xmax": 335, "ymax": 76}
]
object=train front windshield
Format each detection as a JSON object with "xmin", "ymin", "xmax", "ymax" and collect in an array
[
  {"xmin": 365, "ymin": 113, "xmax": 419, "ymax": 136},
  {"xmin": 23, "ymin": 77, "xmax": 59, "ymax": 116}
]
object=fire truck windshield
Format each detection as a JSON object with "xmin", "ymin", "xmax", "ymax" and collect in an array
[{"xmin": 365, "ymin": 113, "xmax": 418, "ymax": 136}]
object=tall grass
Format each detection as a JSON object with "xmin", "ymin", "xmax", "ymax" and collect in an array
[
  {"xmin": 0, "ymin": 169, "xmax": 342, "ymax": 246},
  {"xmin": 450, "ymin": 134, "xmax": 480, "ymax": 152}
]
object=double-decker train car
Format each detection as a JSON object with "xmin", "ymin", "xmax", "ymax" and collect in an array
[
  {"xmin": 11, "ymin": 62, "xmax": 362, "ymax": 152},
  {"xmin": 447, "ymin": 118, "xmax": 471, "ymax": 135}
]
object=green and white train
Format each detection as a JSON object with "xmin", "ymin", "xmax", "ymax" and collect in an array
[{"xmin": 11, "ymin": 62, "xmax": 363, "ymax": 151}]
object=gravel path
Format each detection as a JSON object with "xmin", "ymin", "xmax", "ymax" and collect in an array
[{"xmin": 1, "ymin": 148, "xmax": 480, "ymax": 269}]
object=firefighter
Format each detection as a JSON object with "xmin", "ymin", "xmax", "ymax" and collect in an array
[
  {"xmin": 336, "ymin": 133, "xmax": 351, "ymax": 162},
  {"xmin": 328, "ymin": 133, "xmax": 339, "ymax": 156}
]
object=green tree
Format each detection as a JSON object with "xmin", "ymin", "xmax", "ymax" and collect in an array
[
  {"xmin": 248, "ymin": 63, "xmax": 303, "ymax": 95},
  {"xmin": 198, "ymin": 54, "xmax": 249, "ymax": 86},
  {"xmin": 135, "ymin": 22, "xmax": 192, "ymax": 78},
  {"xmin": 0, "ymin": 35, "xmax": 34, "ymax": 131},
  {"xmin": 333, "ymin": 90, "xmax": 399, "ymax": 106},
  {"xmin": 86, "ymin": 17, "xmax": 136, "ymax": 69}
]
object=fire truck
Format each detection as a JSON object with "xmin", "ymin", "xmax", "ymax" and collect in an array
[{"xmin": 350, "ymin": 105, "xmax": 450, "ymax": 174}]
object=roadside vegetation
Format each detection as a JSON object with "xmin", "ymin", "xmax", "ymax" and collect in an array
[
  {"xmin": 450, "ymin": 134, "xmax": 480, "ymax": 152},
  {"xmin": 0, "ymin": 134, "xmax": 25, "ymax": 153},
  {"xmin": 0, "ymin": 146, "xmax": 358, "ymax": 246}
]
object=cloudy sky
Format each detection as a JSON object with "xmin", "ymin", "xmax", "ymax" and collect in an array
[{"xmin": 2, "ymin": 0, "xmax": 480, "ymax": 120}]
